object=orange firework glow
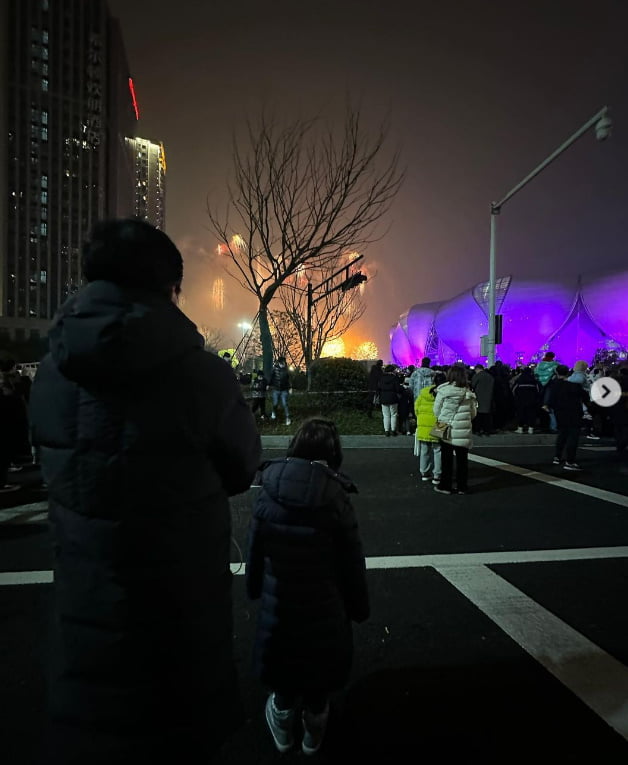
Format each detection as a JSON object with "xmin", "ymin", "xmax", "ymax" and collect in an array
[{"xmin": 321, "ymin": 338, "xmax": 346, "ymax": 358}]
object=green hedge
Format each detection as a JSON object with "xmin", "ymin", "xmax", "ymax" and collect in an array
[{"xmin": 310, "ymin": 357, "xmax": 368, "ymax": 392}]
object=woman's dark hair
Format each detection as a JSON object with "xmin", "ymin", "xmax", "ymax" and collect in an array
[
  {"xmin": 447, "ymin": 364, "xmax": 468, "ymax": 387},
  {"xmin": 287, "ymin": 417, "xmax": 343, "ymax": 471},
  {"xmin": 82, "ymin": 219, "xmax": 183, "ymax": 298}
]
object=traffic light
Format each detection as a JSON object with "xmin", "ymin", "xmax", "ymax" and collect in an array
[
  {"xmin": 495, "ymin": 314, "xmax": 503, "ymax": 344},
  {"xmin": 341, "ymin": 272, "xmax": 368, "ymax": 292}
]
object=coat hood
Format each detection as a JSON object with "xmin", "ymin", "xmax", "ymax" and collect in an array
[
  {"xmin": 436, "ymin": 382, "xmax": 475, "ymax": 401},
  {"xmin": 259, "ymin": 458, "xmax": 356, "ymax": 510},
  {"xmin": 48, "ymin": 280, "xmax": 204, "ymax": 385}
]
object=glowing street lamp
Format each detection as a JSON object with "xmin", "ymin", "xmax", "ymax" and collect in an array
[
  {"xmin": 236, "ymin": 321, "xmax": 253, "ymax": 369},
  {"xmin": 238, "ymin": 321, "xmax": 252, "ymax": 334},
  {"xmin": 485, "ymin": 106, "xmax": 612, "ymax": 366}
]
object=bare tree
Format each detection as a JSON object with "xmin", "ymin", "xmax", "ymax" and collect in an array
[
  {"xmin": 207, "ymin": 104, "xmax": 403, "ymax": 378},
  {"xmin": 268, "ymin": 310, "xmax": 305, "ymax": 368},
  {"xmin": 197, "ymin": 325, "xmax": 225, "ymax": 354}
]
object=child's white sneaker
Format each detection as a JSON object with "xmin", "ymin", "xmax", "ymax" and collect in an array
[
  {"xmin": 302, "ymin": 702, "xmax": 329, "ymax": 755},
  {"xmin": 265, "ymin": 693, "xmax": 295, "ymax": 753}
]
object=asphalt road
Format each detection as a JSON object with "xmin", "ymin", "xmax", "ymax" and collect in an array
[{"xmin": 1, "ymin": 434, "xmax": 628, "ymax": 764}]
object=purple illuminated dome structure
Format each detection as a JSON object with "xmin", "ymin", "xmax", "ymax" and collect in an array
[{"xmin": 390, "ymin": 267, "xmax": 628, "ymax": 367}]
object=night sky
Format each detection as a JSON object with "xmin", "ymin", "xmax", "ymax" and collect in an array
[{"xmin": 107, "ymin": 0, "xmax": 628, "ymax": 359}]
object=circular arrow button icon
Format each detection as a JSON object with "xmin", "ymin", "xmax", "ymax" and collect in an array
[{"xmin": 590, "ymin": 377, "xmax": 622, "ymax": 408}]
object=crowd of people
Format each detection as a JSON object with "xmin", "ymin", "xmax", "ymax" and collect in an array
[{"xmin": 367, "ymin": 353, "xmax": 628, "ymax": 480}]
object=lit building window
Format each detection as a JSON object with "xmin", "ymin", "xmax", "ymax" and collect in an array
[
  {"xmin": 41, "ymin": 174, "xmax": 48, "ymax": 188},
  {"xmin": 41, "ymin": 127, "xmax": 48, "ymax": 141},
  {"xmin": 42, "ymin": 110, "xmax": 48, "ymax": 124},
  {"xmin": 42, "ymin": 78, "xmax": 48, "ymax": 92},
  {"xmin": 40, "ymin": 222, "xmax": 47, "ymax": 236},
  {"xmin": 40, "ymin": 270, "xmax": 47, "ymax": 284},
  {"xmin": 41, "ymin": 191, "xmax": 48, "ymax": 203},
  {"xmin": 42, "ymin": 47, "xmax": 48, "ymax": 61},
  {"xmin": 42, "ymin": 30, "xmax": 48, "ymax": 43}
]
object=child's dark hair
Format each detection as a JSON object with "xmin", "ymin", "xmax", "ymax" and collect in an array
[
  {"xmin": 430, "ymin": 371, "xmax": 447, "ymax": 396},
  {"xmin": 287, "ymin": 417, "xmax": 343, "ymax": 471}
]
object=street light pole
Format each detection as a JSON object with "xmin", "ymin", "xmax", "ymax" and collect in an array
[
  {"xmin": 486, "ymin": 106, "xmax": 612, "ymax": 366},
  {"xmin": 306, "ymin": 282, "xmax": 313, "ymax": 389}
]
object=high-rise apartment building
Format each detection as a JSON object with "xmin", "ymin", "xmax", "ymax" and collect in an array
[
  {"xmin": 0, "ymin": 0, "xmax": 138, "ymax": 341},
  {"xmin": 126, "ymin": 137, "xmax": 166, "ymax": 230}
]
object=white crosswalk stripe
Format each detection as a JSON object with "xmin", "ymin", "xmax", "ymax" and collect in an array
[{"xmin": 0, "ymin": 503, "xmax": 48, "ymax": 525}]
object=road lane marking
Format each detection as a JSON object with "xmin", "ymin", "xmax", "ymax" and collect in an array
[
  {"xmin": 0, "ymin": 570, "xmax": 52, "ymax": 585},
  {"xmin": 364, "ymin": 546, "xmax": 628, "ymax": 569},
  {"xmin": 438, "ymin": 563, "xmax": 628, "ymax": 742},
  {"xmin": 0, "ymin": 502, "xmax": 47, "ymax": 525},
  {"xmin": 469, "ymin": 454, "xmax": 628, "ymax": 507},
  {"xmin": 3, "ymin": 545, "xmax": 628, "ymax": 586}
]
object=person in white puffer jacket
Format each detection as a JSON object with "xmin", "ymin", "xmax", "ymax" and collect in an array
[{"xmin": 433, "ymin": 365, "xmax": 478, "ymax": 495}]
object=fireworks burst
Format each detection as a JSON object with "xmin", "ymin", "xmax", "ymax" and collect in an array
[
  {"xmin": 321, "ymin": 338, "xmax": 346, "ymax": 358},
  {"xmin": 354, "ymin": 341, "xmax": 378, "ymax": 360},
  {"xmin": 211, "ymin": 278, "xmax": 225, "ymax": 310}
]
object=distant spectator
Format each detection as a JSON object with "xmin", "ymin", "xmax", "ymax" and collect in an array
[
  {"xmin": 408, "ymin": 357, "xmax": 433, "ymax": 400},
  {"xmin": 367, "ymin": 360, "xmax": 384, "ymax": 418},
  {"xmin": 433, "ymin": 365, "xmax": 478, "ymax": 495},
  {"xmin": 535, "ymin": 351, "xmax": 559, "ymax": 387},
  {"xmin": 512, "ymin": 367, "xmax": 540, "ymax": 434},
  {"xmin": 489, "ymin": 361, "xmax": 515, "ymax": 430},
  {"xmin": 377, "ymin": 364, "xmax": 402, "ymax": 437},
  {"xmin": 414, "ymin": 372, "xmax": 446, "ymax": 484},
  {"xmin": 250, "ymin": 369, "xmax": 268, "ymax": 420},
  {"xmin": 471, "ymin": 364, "xmax": 494, "ymax": 435},
  {"xmin": 609, "ymin": 365, "xmax": 628, "ymax": 470},
  {"xmin": 0, "ymin": 361, "xmax": 22, "ymax": 493},
  {"xmin": 535, "ymin": 353, "xmax": 559, "ymax": 433},
  {"xmin": 546, "ymin": 364, "xmax": 587, "ymax": 471},
  {"xmin": 569, "ymin": 361, "xmax": 600, "ymax": 440},
  {"xmin": 269, "ymin": 356, "xmax": 292, "ymax": 425},
  {"xmin": 397, "ymin": 381, "xmax": 414, "ymax": 435}
]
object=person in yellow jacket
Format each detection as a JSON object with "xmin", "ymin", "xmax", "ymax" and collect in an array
[{"xmin": 413, "ymin": 372, "xmax": 446, "ymax": 484}]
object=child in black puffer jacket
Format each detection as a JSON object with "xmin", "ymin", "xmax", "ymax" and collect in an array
[{"xmin": 246, "ymin": 417, "xmax": 369, "ymax": 756}]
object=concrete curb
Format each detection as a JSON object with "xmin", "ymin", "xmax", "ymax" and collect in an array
[{"xmin": 260, "ymin": 433, "xmax": 585, "ymax": 449}]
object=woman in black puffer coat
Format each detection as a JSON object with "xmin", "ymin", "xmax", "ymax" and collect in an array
[
  {"xmin": 29, "ymin": 220, "xmax": 261, "ymax": 765},
  {"xmin": 377, "ymin": 364, "xmax": 402, "ymax": 436},
  {"xmin": 246, "ymin": 418, "xmax": 369, "ymax": 754}
]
